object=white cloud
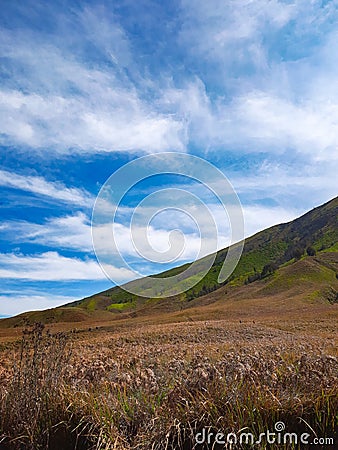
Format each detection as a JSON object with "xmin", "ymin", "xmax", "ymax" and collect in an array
[
  {"xmin": 0, "ymin": 169, "xmax": 94, "ymax": 206},
  {"xmin": 1, "ymin": 183, "xmax": 316, "ymax": 269},
  {"xmin": 92, "ymin": 201, "xmax": 309, "ymax": 279},
  {"xmin": 1, "ymin": 194, "xmax": 231, "ymax": 258},
  {"xmin": 2, "ymin": 0, "xmax": 338, "ymax": 162},
  {"xmin": 0, "ymin": 88, "xmax": 186, "ymax": 153},
  {"xmin": 230, "ymin": 161, "xmax": 338, "ymax": 208},
  {"xmin": 0, "ymin": 11, "xmax": 186, "ymax": 154},
  {"xmin": 94, "ymin": 221, "xmax": 226, "ymax": 263},
  {"xmin": 0, "ymin": 294, "xmax": 75, "ymax": 317},
  {"xmin": 179, "ymin": 0, "xmax": 337, "ymax": 76},
  {"xmin": 168, "ymin": 1, "xmax": 338, "ymax": 161},
  {"xmin": 92, "ymin": 190, "xmax": 233, "ymax": 268},
  {"xmin": 159, "ymin": 79, "xmax": 338, "ymax": 159},
  {"xmin": 2, "ymin": 213, "xmax": 93, "ymax": 252},
  {"xmin": 76, "ymin": 5, "xmax": 133, "ymax": 69},
  {"xmin": 221, "ymin": 92, "xmax": 338, "ymax": 158},
  {"xmin": 0, "ymin": 251, "xmax": 133, "ymax": 282},
  {"xmin": 179, "ymin": 0, "xmax": 296, "ymax": 71},
  {"xmin": 242, "ymin": 205, "xmax": 301, "ymax": 238}
]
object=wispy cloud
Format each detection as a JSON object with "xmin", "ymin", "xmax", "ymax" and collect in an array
[
  {"xmin": 179, "ymin": 0, "xmax": 338, "ymax": 80},
  {"xmin": 159, "ymin": 76, "xmax": 338, "ymax": 161},
  {"xmin": 229, "ymin": 160, "xmax": 338, "ymax": 209},
  {"xmin": 0, "ymin": 88, "xmax": 186, "ymax": 153},
  {"xmin": 1, "ymin": 1, "xmax": 338, "ymax": 162},
  {"xmin": 0, "ymin": 4, "xmax": 186, "ymax": 154},
  {"xmin": 172, "ymin": 0, "xmax": 338, "ymax": 161},
  {"xmin": 0, "ymin": 251, "xmax": 133, "ymax": 282},
  {"xmin": 0, "ymin": 169, "xmax": 94, "ymax": 206},
  {"xmin": 1, "ymin": 213, "xmax": 93, "ymax": 252},
  {"xmin": 215, "ymin": 91, "xmax": 338, "ymax": 159},
  {"xmin": 242, "ymin": 204, "xmax": 301, "ymax": 238},
  {"xmin": 1, "ymin": 182, "xmax": 321, "ymax": 263},
  {"xmin": 1, "ymin": 209, "xmax": 227, "ymax": 263},
  {"xmin": 179, "ymin": 0, "xmax": 296, "ymax": 73}
]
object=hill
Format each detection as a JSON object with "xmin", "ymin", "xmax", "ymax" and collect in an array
[
  {"xmin": 69, "ymin": 195, "xmax": 338, "ymax": 311},
  {"xmin": 1, "ymin": 196, "xmax": 337, "ymax": 328}
]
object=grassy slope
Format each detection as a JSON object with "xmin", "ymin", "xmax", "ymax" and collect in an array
[
  {"xmin": 0, "ymin": 307, "xmax": 114, "ymax": 329},
  {"xmin": 0, "ymin": 196, "xmax": 337, "ymax": 328},
  {"xmin": 73, "ymin": 196, "xmax": 338, "ymax": 311}
]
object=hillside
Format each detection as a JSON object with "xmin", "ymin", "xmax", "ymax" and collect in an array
[
  {"xmin": 69, "ymin": 196, "xmax": 338, "ymax": 310},
  {"xmin": 1, "ymin": 196, "xmax": 337, "ymax": 328}
]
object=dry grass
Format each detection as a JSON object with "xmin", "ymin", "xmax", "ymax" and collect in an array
[{"xmin": 0, "ymin": 315, "xmax": 337, "ymax": 449}]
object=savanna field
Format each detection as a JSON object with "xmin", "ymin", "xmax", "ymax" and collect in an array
[{"xmin": 0, "ymin": 302, "xmax": 337, "ymax": 449}]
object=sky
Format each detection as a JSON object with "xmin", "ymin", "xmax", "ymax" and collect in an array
[{"xmin": 0, "ymin": 0, "xmax": 337, "ymax": 316}]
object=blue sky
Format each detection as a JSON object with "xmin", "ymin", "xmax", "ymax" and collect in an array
[{"xmin": 0, "ymin": 0, "xmax": 337, "ymax": 316}]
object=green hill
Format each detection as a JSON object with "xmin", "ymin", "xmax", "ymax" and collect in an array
[
  {"xmin": 68, "ymin": 195, "xmax": 338, "ymax": 314},
  {"xmin": 1, "ymin": 196, "xmax": 337, "ymax": 327}
]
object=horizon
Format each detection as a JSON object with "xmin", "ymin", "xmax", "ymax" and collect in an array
[{"xmin": 1, "ymin": 1, "xmax": 338, "ymax": 316}]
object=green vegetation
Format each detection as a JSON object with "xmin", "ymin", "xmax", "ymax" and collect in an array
[
  {"xmin": 107, "ymin": 301, "xmax": 135, "ymax": 311},
  {"xmin": 75, "ymin": 196, "xmax": 337, "ymax": 314},
  {"xmin": 257, "ymin": 257, "xmax": 337, "ymax": 297}
]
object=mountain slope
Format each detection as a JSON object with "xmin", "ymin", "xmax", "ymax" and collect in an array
[
  {"xmin": 70, "ymin": 195, "xmax": 338, "ymax": 311},
  {"xmin": 1, "ymin": 196, "xmax": 337, "ymax": 328}
]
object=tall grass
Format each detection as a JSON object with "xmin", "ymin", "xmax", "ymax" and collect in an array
[
  {"xmin": 0, "ymin": 323, "xmax": 77, "ymax": 449},
  {"xmin": 0, "ymin": 323, "xmax": 337, "ymax": 449}
]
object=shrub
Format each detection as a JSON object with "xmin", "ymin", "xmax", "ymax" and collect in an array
[
  {"xmin": 261, "ymin": 262, "xmax": 278, "ymax": 278},
  {"xmin": 245, "ymin": 272, "xmax": 261, "ymax": 284},
  {"xmin": 306, "ymin": 246, "xmax": 316, "ymax": 256},
  {"xmin": 0, "ymin": 323, "xmax": 74, "ymax": 449},
  {"xmin": 293, "ymin": 247, "xmax": 304, "ymax": 260}
]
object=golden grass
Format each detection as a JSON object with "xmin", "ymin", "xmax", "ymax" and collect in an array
[{"xmin": 0, "ymin": 303, "xmax": 337, "ymax": 449}]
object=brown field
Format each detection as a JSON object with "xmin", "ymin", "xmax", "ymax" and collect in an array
[{"xmin": 0, "ymin": 294, "xmax": 337, "ymax": 450}]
